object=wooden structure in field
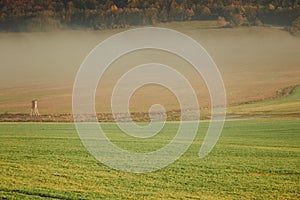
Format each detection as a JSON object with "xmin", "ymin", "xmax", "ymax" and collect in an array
[{"xmin": 30, "ymin": 99, "xmax": 40, "ymax": 116}]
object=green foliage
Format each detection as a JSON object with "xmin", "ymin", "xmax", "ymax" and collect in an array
[{"xmin": 0, "ymin": 120, "xmax": 299, "ymax": 199}]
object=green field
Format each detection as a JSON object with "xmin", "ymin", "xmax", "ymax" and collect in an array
[
  {"xmin": 0, "ymin": 120, "xmax": 299, "ymax": 199},
  {"xmin": 228, "ymin": 85, "xmax": 300, "ymax": 117}
]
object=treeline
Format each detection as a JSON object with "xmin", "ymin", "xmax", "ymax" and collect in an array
[{"xmin": 0, "ymin": 0, "xmax": 299, "ymax": 32}]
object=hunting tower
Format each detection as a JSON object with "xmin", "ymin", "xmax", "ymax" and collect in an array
[{"xmin": 30, "ymin": 99, "xmax": 40, "ymax": 116}]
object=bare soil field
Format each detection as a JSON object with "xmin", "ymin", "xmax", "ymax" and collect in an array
[{"xmin": 0, "ymin": 21, "xmax": 299, "ymax": 115}]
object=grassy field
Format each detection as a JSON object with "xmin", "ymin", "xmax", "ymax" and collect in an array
[
  {"xmin": 0, "ymin": 119, "xmax": 299, "ymax": 199},
  {"xmin": 227, "ymin": 85, "xmax": 300, "ymax": 117}
]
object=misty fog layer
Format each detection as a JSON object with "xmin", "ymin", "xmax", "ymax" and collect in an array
[
  {"xmin": 1, "ymin": 26, "xmax": 299, "ymax": 87},
  {"xmin": 0, "ymin": 23, "xmax": 300, "ymax": 113}
]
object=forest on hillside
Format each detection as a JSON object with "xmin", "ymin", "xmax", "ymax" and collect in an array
[{"xmin": 0, "ymin": 0, "xmax": 299, "ymax": 33}]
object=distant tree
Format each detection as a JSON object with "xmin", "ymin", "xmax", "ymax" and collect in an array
[
  {"xmin": 114, "ymin": 0, "xmax": 128, "ymax": 8},
  {"xmin": 288, "ymin": 16, "xmax": 300, "ymax": 35},
  {"xmin": 193, "ymin": 5, "xmax": 212, "ymax": 20},
  {"xmin": 217, "ymin": 16, "xmax": 230, "ymax": 27}
]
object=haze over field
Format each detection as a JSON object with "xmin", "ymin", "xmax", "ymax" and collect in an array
[
  {"xmin": 1, "ymin": 1, "xmax": 300, "ymax": 199},
  {"xmin": 0, "ymin": 22, "xmax": 300, "ymax": 114}
]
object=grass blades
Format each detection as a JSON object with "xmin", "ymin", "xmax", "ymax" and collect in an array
[{"xmin": 0, "ymin": 120, "xmax": 299, "ymax": 199}]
